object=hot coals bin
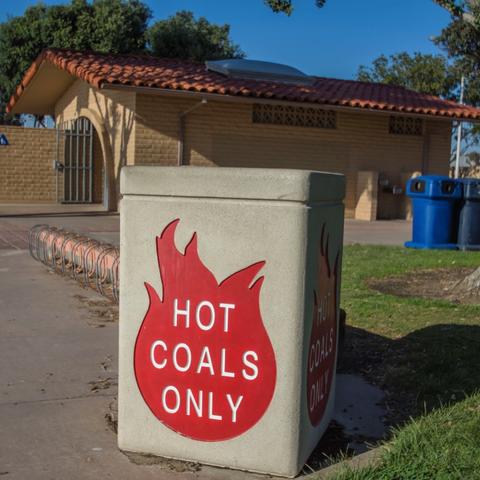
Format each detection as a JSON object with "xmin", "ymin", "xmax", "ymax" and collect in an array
[{"xmin": 118, "ymin": 167, "xmax": 345, "ymax": 477}]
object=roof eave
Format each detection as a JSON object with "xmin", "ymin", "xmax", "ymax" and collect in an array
[
  {"xmin": 7, "ymin": 60, "xmax": 77, "ymax": 115},
  {"xmin": 102, "ymin": 83, "xmax": 480, "ymax": 122}
]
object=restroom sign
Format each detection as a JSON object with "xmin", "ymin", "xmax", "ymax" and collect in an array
[
  {"xmin": 134, "ymin": 219, "xmax": 277, "ymax": 441},
  {"xmin": 0, "ymin": 134, "xmax": 9, "ymax": 146}
]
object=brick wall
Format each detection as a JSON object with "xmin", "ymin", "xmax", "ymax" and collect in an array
[
  {"xmin": 135, "ymin": 95, "xmax": 452, "ymax": 219},
  {"xmin": 0, "ymin": 125, "xmax": 58, "ymax": 202}
]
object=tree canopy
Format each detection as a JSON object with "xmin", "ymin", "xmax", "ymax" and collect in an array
[
  {"xmin": 435, "ymin": 1, "xmax": 480, "ymax": 73},
  {"xmin": 0, "ymin": 1, "xmax": 243, "ymax": 124},
  {"xmin": 357, "ymin": 52, "xmax": 456, "ymax": 98},
  {"xmin": 0, "ymin": 0, "xmax": 152, "ymax": 123},
  {"xmin": 148, "ymin": 11, "xmax": 243, "ymax": 62},
  {"xmin": 264, "ymin": 0, "xmax": 326, "ymax": 15},
  {"xmin": 264, "ymin": 0, "xmax": 466, "ymax": 16}
]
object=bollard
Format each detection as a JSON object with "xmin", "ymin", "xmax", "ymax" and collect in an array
[{"xmin": 118, "ymin": 166, "xmax": 345, "ymax": 477}]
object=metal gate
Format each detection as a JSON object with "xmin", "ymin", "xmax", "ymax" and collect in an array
[{"xmin": 62, "ymin": 117, "xmax": 94, "ymax": 203}]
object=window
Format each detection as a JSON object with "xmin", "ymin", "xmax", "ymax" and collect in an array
[
  {"xmin": 252, "ymin": 103, "xmax": 336, "ymax": 129},
  {"xmin": 389, "ymin": 116, "xmax": 423, "ymax": 135}
]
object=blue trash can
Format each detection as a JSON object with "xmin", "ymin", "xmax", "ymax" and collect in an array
[
  {"xmin": 458, "ymin": 178, "xmax": 480, "ymax": 251},
  {"xmin": 405, "ymin": 175, "xmax": 462, "ymax": 249}
]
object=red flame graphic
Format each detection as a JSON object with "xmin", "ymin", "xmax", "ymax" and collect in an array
[
  {"xmin": 306, "ymin": 225, "xmax": 339, "ymax": 426},
  {"xmin": 134, "ymin": 219, "xmax": 276, "ymax": 441}
]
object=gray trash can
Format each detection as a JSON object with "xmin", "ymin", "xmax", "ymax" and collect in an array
[{"xmin": 458, "ymin": 178, "xmax": 480, "ymax": 251}]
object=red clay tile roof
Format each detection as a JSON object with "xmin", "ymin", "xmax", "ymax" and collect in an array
[{"xmin": 7, "ymin": 48, "xmax": 480, "ymax": 120}]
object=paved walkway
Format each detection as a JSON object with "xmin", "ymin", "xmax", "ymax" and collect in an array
[
  {"xmin": 0, "ymin": 249, "xmax": 385, "ymax": 479},
  {"xmin": 0, "ymin": 204, "xmax": 119, "ymax": 249},
  {"xmin": 344, "ymin": 219, "xmax": 411, "ymax": 246},
  {"xmin": 0, "ymin": 204, "xmax": 411, "ymax": 249},
  {"xmin": 0, "ymin": 250, "xmax": 252, "ymax": 480}
]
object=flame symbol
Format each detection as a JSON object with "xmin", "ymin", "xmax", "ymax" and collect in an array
[
  {"xmin": 134, "ymin": 219, "xmax": 276, "ymax": 441},
  {"xmin": 306, "ymin": 225, "xmax": 339, "ymax": 426}
]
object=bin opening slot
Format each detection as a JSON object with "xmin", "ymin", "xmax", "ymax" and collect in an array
[
  {"xmin": 410, "ymin": 180, "xmax": 425, "ymax": 193},
  {"xmin": 441, "ymin": 181, "xmax": 456, "ymax": 195}
]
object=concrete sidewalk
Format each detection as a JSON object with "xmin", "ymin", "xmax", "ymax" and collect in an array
[
  {"xmin": 0, "ymin": 250, "xmax": 385, "ymax": 479},
  {"xmin": 0, "ymin": 204, "xmax": 119, "ymax": 248},
  {"xmin": 0, "ymin": 204, "xmax": 411, "ymax": 249},
  {"xmin": 344, "ymin": 219, "xmax": 411, "ymax": 246},
  {"xmin": 0, "ymin": 250, "xmax": 256, "ymax": 480}
]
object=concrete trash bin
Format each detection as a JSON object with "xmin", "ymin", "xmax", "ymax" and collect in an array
[
  {"xmin": 118, "ymin": 166, "xmax": 345, "ymax": 477},
  {"xmin": 405, "ymin": 175, "xmax": 462, "ymax": 249}
]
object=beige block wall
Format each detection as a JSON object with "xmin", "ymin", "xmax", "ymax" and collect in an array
[
  {"xmin": 54, "ymin": 79, "xmax": 136, "ymax": 202},
  {"xmin": 52, "ymin": 82, "xmax": 452, "ymax": 216},
  {"xmin": 134, "ymin": 94, "xmax": 452, "ymax": 219},
  {"xmin": 355, "ymin": 171, "xmax": 379, "ymax": 221},
  {"xmin": 92, "ymin": 128, "xmax": 104, "ymax": 203},
  {"xmin": 0, "ymin": 125, "xmax": 58, "ymax": 202}
]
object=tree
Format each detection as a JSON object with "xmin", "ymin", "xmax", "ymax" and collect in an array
[
  {"xmin": 0, "ymin": 2, "xmax": 245, "ymax": 123},
  {"xmin": 148, "ymin": 11, "xmax": 244, "ymax": 62},
  {"xmin": 0, "ymin": 0, "xmax": 152, "ymax": 124},
  {"xmin": 435, "ymin": 1, "xmax": 480, "ymax": 72},
  {"xmin": 264, "ymin": 0, "xmax": 466, "ymax": 16},
  {"xmin": 357, "ymin": 52, "xmax": 456, "ymax": 98},
  {"xmin": 265, "ymin": 0, "xmax": 326, "ymax": 15}
]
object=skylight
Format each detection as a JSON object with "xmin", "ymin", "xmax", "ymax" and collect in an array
[{"xmin": 205, "ymin": 59, "xmax": 314, "ymax": 85}]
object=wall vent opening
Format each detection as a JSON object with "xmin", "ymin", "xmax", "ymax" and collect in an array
[
  {"xmin": 252, "ymin": 104, "xmax": 336, "ymax": 129},
  {"xmin": 389, "ymin": 116, "xmax": 423, "ymax": 135}
]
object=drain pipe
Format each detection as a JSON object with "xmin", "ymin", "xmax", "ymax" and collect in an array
[{"xmin": 178, "ymin": 98, "xmax": 207, "ymax": 166}]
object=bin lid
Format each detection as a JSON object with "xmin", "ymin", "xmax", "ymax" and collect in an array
[
  {"xmin": 120, "ymin": 166, "xmax": 345, "ymax": 203},
  {"xmin": 407, "ymin": 175, "xmax": 462, "ymax": 199},
  {"xmin": 461, "ymin": 178, "xmax": 480, "ymax": 199}
]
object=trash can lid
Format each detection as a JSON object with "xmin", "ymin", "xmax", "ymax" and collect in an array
[
  {"xmin": 461, "ymin": 178, "xmax": 480, "ymax": 199},
  {"xmin": 407, "ymin": 175, "xmax": 462, "ymax": 199},
  {"xmin": 120, "ymin": 166, "xmax": 345, "ymax": 203}
]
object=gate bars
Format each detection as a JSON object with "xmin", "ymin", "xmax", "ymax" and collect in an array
[
  {"xmin": 29, "ymin": 225, "xmax": 119, "ymax": 303},
  {"xmin": 61, "ymin": 117, "xmax": 94, "ymax": 203}
]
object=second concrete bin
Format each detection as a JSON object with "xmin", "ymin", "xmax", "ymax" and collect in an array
[{"xmin": 118, "ymin": 166, "xmax": 345, "ymax": 477}]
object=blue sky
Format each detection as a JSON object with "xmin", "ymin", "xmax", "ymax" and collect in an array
[{"xmin": 1, "ymin": 0, "xmax": 452, "ymax": 80}]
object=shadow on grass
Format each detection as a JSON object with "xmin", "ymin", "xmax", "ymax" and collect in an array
[
  {"xmin": 339, "ymin": 323, "xmax": 480, "ymax": 424},
  {"xmin": 302, "ymin": 322, "xmax": 480, "ymax": 476}
]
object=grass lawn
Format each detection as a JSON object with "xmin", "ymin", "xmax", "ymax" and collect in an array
[
  {"xmin": 336, "ymin": 393, "xmax": 480, "ymax": 479},
  {"xmin": 334, "ymin": 245, "xmax": 480, "ymax": 479}
]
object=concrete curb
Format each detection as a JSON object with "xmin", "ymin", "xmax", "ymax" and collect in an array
[{"xmin": 304, "ymin": 447, "xmax": 383, "ymax": 479}]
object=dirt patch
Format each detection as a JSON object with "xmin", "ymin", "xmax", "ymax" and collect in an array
[
  {"xmin": 73, "ymin": 294, "xmax": 119, "ymax": 327},
  {"xmin": 366, "ymin": 267, "xmax": 480, "ymax": 305},
  {"xmin": 89, "ymin": 376, "xmax": 117, "ymax": 392},
  {"xmin": 123, "ymin": 452, "xmax": 201, "ymax": 472},
  {"xmin": 105, "ymin": 398, "xmax": 118, "ymax": 434}
]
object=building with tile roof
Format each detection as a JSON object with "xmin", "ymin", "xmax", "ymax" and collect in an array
[{"xmin": 8, "ymin": 49, "xmax": 480, "ymax": 218}]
